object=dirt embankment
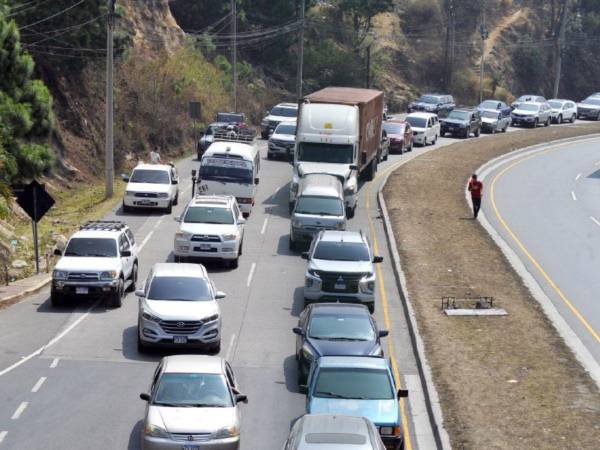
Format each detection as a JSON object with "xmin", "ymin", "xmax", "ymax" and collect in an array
[{"xmin": 383, "ymin": 124, "xmax": 600, "ymax": 449}]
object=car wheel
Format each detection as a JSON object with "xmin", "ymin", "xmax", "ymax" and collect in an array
[
  {"xmin": 571, "ymin": 114, "xmax": 576, "ymax": 123},
  {"xmin": 440, "ymin": 131, "xmax": 445, "ymax": 138},
  {"xmin": 227, "ymin": 257, "xmax": 239, "ymax": 269},
  {"xmin": 173, "ymin": 193, "xmax": 178, "ymax": 206},
  {"xmin": 367, "ymin": 303, "xmax": 375, "ymax": 314},
  {"xmin": 533, "ymin": 118, "xmax": 539, "ymax": 128},
  {"xmin": 407, "ymin": 142, "xmax": 413, "ymax": 152},
  {"xmin": 597, "ymin": 111, "xmax": 600, "ymax": 121},
  {"xmin": 383, "ymin": 148, "xmax": 388, "ymax": 161},
  {"xmin": 122, "ymin": 202, "xmax": 131, "ymax": 214},
  {"xmin": 128, "ymin": 262, "xmax": 138, "ymax": 292},
  {"xmin": 109, "ymin": 279, "xmax": 124, "ymax": 308},
  {"xmin": 474, "ymin": 128, "xmax": 480, "ymax": 137},
  {"xmin": 261, "ymin": 132, "xmax": 268, "ymax": 139},
  {"xmin": 463, "ymin": 129, "xmax": 469, "ymax": 139},
  {"xmin": 545, "ymin": 117, "xmax": 551, "ymax": 127},
  {"xmin": 558, "ymin": 114, "xmax": 563, "ymax": 124},
  {"xmin": 346, "ymin": 206, "xmax": 355, "ymax": 219},
  {"xmin": 165, "ymin": 201, "xmax": 172, "ymax": 214},
  {"xmin": 288, "ymin": 202, "xmax": 294, "ymax": 215},
  {"xmin": 503, "ymin": 124, "xmax": 508, "ymax": 132},
  {"xmin": 50, "ymin": 289, "xmax": 65, "ymax": 307},
  {"xmin": 433, "ymin": 134, "xmax": 438, "ymax": 145},
  {"xmin": 365, "ymin": 157, "xmax": 377, "ymax": 181}
]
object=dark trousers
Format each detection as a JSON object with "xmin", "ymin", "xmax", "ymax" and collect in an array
[{"xmin": 472, "ymin": 197, "xmax": 481, "ymax": 218}]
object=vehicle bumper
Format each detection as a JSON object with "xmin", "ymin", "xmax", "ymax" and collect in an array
[
  {"xmin": 389, "ymin": 140, "xmax": 405, "ymax": 152},
  {"xmin": 481, "ymin": 123, "xmax": 498, "ymax": 132},
  {"xmin": 123, "ymin": 196, "xmax": 171, "ymax": 208},
  {"xmin": 52, "ymin": 280, "xmax": 119, "ymax": 297},
  {"xmin": 141, "ymin": 435, "xmax": 239, "ymax": 450},
  {"xmin": 511, "ymin": 117, "xmax": 536, "ymax": 125},
  {"xmin": 174, "ymin": 239, "xmax": 241, "ymax": 260},
  {"xmin": 268, "ymin": 143, "xmax": 294, "ymax": 158},
  {"xmin": 138, "ymin": 317, "xmax": 221, "ymax": 347},
  {"xmin": 381, "ymin": 435, "xmax": 403, "ymax": 450},
  {"xmin": 441, "ymin": 126, "xmax": 467, "ymax": 135},
  {"xmin": 303, "ymin": 276, "xmax": 375, "ymax": 303},
  {"xmin": 577, "ymin": 111, "xmax": 599, "ymax": 119},
  {"xmin": 412, "ymin": 134, "xmax": 426, "ymax": 145}
]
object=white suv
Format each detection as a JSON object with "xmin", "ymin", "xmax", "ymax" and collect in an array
[
  {"xmin": 51, "ymin": 221, "xmax": 138, "ymax": 308},
  {"xmin": 261, "ymin": 102, "xmax": 298, "ymax": 138},
  {"xmin": 136, "ymin": 263, "xmax": 225, "ymax": 353},
  {"xmin": 174, "ymin": 195, "xmax": 246, "ymax": 268},
  {"xmin": 122, "ymin": 163, "xmax": 179, "ymax": 214}
]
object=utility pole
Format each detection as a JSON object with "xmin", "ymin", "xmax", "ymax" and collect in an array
[
  {"xmin": 296, "ymin": 0, "xmax": 305, "ymax": 102},
  {"xmin": 478, "ymin": 0, "xmax": 488, "ymax": 104},
  {"xmin": 449, "ymin": 0, "xmax": 455, "ymax": 88},
  {"xmin": 231, "ymin": 0, "xmax": 237, "ymax": 111},
  {"xmin": 365, "ymin": 43, "xmax": 371, "ymax": 88},
  {"xmin": 104, "ymin": 0, "xmax": 115, "ymax": 199},
  {"xmin": 443, "ymin": 0, "xmax": 455, "ymax": 89},
  {"xmin": 553, "ymin": 0, "xmax": 569, "ymax": 98}
]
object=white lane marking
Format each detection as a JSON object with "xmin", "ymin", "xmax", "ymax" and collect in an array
[
  {"xmin": 138, "ymin": 217, "xmax": 165, "ymax": 251},
  {"xmin": 50, "ymin": 358, "xmax": 59, "ymax": 368},
  {"xmin": 11, "ymin": 402, "xmax": 27, "ymax": 420},
  {"xmin": 571, "ymin": 191, "xmax": 577, "ymax": 201},
  {"xmin": 31, "ymin": 376, "xmax": 47, "ymax": 393},
  {"xmin": 0, "ymin": 301, "xmax": 99, "ymax": 378},
  {"xmin": 225, "ymin": 334, "xmax": 236, "ymax": 361},
  {"xmin": 575, "ymin": 173, "xmax": 582, "ymax": 181},
  {"xmin": 591, "ymin": 216, "xmax": 600, "ymax": 228},
  {"xmin": 0, "ymin": 431, "xmax": 7, "ymax": 443},
  {"xmin": 260, "ymin": 217, "xmax": 268, "ymax": 234},
  {"xmin": 246, "ymin": 262, "xmax": 256, "ymax": 287}
]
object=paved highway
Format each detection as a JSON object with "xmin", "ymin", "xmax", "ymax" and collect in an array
[
  {"xmin": 0, "ymin": 119, "xmax": 585, "ymax": 449},
  {"xmin": 483, "ymin": 136, "xmax": 600, "ymax": 366}
]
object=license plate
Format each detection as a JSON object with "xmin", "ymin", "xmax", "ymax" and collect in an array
[
  {"xmin": 174, "ymin": 336, "xmax": 188, "ymax": 344},
  {"xmin": 334, "ymin": 282, "xmax": 346, "ymax": 290},
  {"xmin": 137, "ymin": 200, "xmax": 154, "ymax": 205},
  {"xmin": 75, "ymin": 287, "xmax": 89, "ymax": 295},
  {"xmin": 198, "ymin": 244, "xmax": 211, "ymax": 251},
  {"xmin": 448, "ymin": 127, "xmax": 454, "ymax": 131},
  {"xmin": 182, "ymin": 446, "xmax": 199, "ymax": 450}
]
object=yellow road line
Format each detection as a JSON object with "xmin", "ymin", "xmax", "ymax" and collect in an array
[
  {"xmin": 490, "ymin": 148, "xmax": 600, "ymax": 344},
  {"xmin": 365, "ymin": 160, "xmax": 413, "ymax": 450}
]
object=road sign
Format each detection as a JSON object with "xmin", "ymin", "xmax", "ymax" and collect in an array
[
  {"xmin": 16, "ymin": 180, "xmax": 55, "ymax": 222},
  {"xmin": 189, "ymin": 102, "xmax": 201, "ymax": 120}
]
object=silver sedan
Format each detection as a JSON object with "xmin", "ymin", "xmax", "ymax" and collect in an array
[{"xmin": 140, "ymin": 355, "xmax": 248, "ymax": 450}]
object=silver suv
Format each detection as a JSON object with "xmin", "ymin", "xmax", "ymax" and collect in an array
[
  {"xmin": 290, "ymin": 174, "xmax": 346, "ymax": 251},
  {"xmin": 136, "ymin": 263, "xmax": 226, "ymax": 353},
  {"xmin": 302, "ymin": 230, "xmax": 383, "ymax": 313}
]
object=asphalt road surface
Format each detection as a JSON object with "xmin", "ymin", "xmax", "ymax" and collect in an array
[
  {"xmin": 0, "ymin": 119, "xmax": 584, "ymax": 449},
  {"xmin": 484, "ymin": 136, "xmax": 600, "ymax": 365}
]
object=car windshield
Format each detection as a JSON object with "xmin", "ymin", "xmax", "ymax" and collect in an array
[
  {"xmin": 271, "ymin": 107, "xmax": 297, "ymax": 118},
  {"xmin": 548, "ymin": 101, "xmax": 564, "ymax": 108},
  {"xmin": 417, "ymin": 95, "xmax": 439, "ymax": 104},
  {"xmin": 481, "ymin": 111, "xmax": 500, "ymax": 119},
  {"xmin": 153, "ymin": 373, "xmax": 232, "ymax": 407},
  {"xmin": 217, "ymin": 113, "xmax": 243, "ymax": 123},
  {"xmin": 309, "ymin": 314, "xmax": 375, "ymax": 341},
  {"xmin": 516, "ymin": 96, "xmax": 534, "ymax": 102},
  {"xmin": 518, "ymin": 104, "xmax": 539, "ymax": 112},
  {"xmin": 405, "ymin": 116, "xmax": 427, "ymax": 128},
  {"xmin": 275, "ymin": 124, "xmax": 296, "ymax": 135},
  {"xmin": 582, "ymin": 99, "xmax": 600, "ymax": 106},
  {"xmin": 314, "ymin": 368, "xmax": 394, "ymax": 400},
  {"xmin": 200, "ymin": 157, "xmax": 253, "ymax": 184},
  {"xmin": 314, "ymin": 241, "xmax": 370, "ymax": 261},
  {"xmin": 297, "ymin": 142, "xmax": 354, "ymax": 164},
  {"xmin": 148, "ymin": 276, "xmax": 212, "ymax": 301},
  {"xmin": 130, "ymin": 169, "xmax": 170, "ymax": 184},
  {"xmin": 64, "ymin": 238, "xmax": 117, "ymax": 257},
  {"xmin": 383, "ymin": 123, "xmax": 405, "ymax": 134},
  {"xmin": 447, "ymin": 111, "xmax": 470, "ymax": 120},
  {"xmin": 295, "ymin": 196, "xmax": 344, "ymax": 216},
  {"xmin": 184, "ymin": 206, "xmax": 234, "ymax": 224},
  {"xmin": 479, "ymin": 101, "xmax": 499, "ymax": 109}
]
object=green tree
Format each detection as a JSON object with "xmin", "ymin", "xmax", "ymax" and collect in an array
[
  {"xmin": 334, "ymin": 0, "xmax": 394, "ymax": 45},
  {"xmin": 0, "ymin": 2, "xmax": 54, "ymax": 186}
]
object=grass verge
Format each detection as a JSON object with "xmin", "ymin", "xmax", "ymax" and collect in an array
[{"xmin": 383, "ymin": 123, "xmax": 600, "ymax": 449}]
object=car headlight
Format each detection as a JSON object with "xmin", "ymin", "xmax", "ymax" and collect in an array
[
  {"xmin": 125, "ymin": 191, "xmax": 135, "ymax": 197},
  {"xmin": 214, "ymin": 424, "xmax": 240, "ymax": 439},
  {"xmin": 301, "ymin": 344, "xmax": 314, "ymax": 361},
  {"xmin": 53, "ymin": 270, "xmax": 68, "ymax": 280},
  {"xmin": 292, "ymin": 220, "xmax": 303, "ymax": 228},
  {"xmin": 379, "ymin": 426, "xmax": 401, "ymax": 436},
  {"xmin": 100, "ymin": 271, "xmax": 117, "ymax": 280},
  {"xmin": 261, "ymin": 119, "xmax": 268, "ymax": 126},
  {"xmin": 142, "ymin": 310, "xmax": 161, "ymax": 323},
  {"xmin": 175, "ymin": 231, "xmax": 191, "ymax": 239},
  {"xmin": 221, "ymin": 233, "xmax": 238, "ymax": 241},
  {"xmin": 144, "ymin": 423, "xmax": 169, "ymax": 438},
  {"xmin": 203, "ymin": 313, "xmax": 219, "ymax": 322},
  {"xmin": 157, "ymin": 192, "xmax": 169, "ymax": 198},
  {"xmin": 307, "ymin": 269, "xmax": 320, "ymax": 277}
]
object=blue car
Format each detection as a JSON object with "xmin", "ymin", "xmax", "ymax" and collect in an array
[{"xmin": 304, "ymin": 356, "xmax": 408, "ymax": 450}]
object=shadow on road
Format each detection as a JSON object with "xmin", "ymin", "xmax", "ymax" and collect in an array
[{"xmin": 282, "ymin": 354, "xmax": 299, "ymax": 394}]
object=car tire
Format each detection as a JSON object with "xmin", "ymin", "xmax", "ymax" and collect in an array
[
  {"xmin": 433, "ymin": 134, "xmax": 438, "ymax": 145},
  {"xmin": 571, "ymin": 114, "xmax": 576, "ymax": 123},
  {"xmin": 367, "ymin": 303, "xmax": 375, "ymax": 314},
  {"xmin": 383, "ymin": 149, "xmax": 388, "ymax": 161},
  {"xmin": 227, "ymin": 257, "xmax": 239, "ymax": 269},
  {"xmin": 109, "ymin": 279, "xmax": 124, "ymax": 308},
  {"xmin": 365, "ymin": 157, "xmax": 377, "ymax": 181},
  {"xmin": 407, "ymin": 143, "xmax": 413, "ymax": 152},
  {"xmin": 557, "ymin": 114, "xmax": 563, "ymax": 124},
  {"xmin": 440, "ymin": 131, "xmax": 445, "ymax": 138},
  {"xmin": 173, "ymin": 193, "xmax": 178, "ymax": 206},
  {"xmin": 165, "ymin": 201, "xmax": 172, "ymax": 214},
  {"xmin": 122, "ymin": 202, "xmax": 131, "ymax": 214},
  {"xmin": 288, "ymin": 201, "xmax": 294, "ymax": 215},
  {"xmin": 50, "ymin": 289, "xmax": 65, "ymax": 307},
  {"xmin": 128, "ymin": 262, "xmax": 138, "ymax": 292},
  {"xmin": 261, "ymin": 132, "xmax": 268, "ymax": 139},
  {"xmin": 208, "ymin": 340, "xmax": 221, "ymax": 354},
  {"xmin": 545, "ymin": 117, "xmax": 551, "ymax": 127},
  {"xmin": 533, "ymin": 119, "xmax": 539, "ymax": 128},
  {"xmin": 346, "ymin": 206, "xmax": 355, "ymax": 219},
  {"xmin": 197, "ymin": 151, "xmax": 202, "ymax": 161},
  {"xmin": 463, "ymin": 129, "xmax": 469, "ymax": 139},
  {"xmin": 597, "ymin": 111, "xmax": 600, "ymax": 121},
  {"xmin": 474, "ymin": 128, "xmax": 480, "ymax": 137}
]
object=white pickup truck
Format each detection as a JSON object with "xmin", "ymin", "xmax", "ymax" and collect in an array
[{"xmin": 51, "ymin": 221, "xmax": 139, "ymax": 308}]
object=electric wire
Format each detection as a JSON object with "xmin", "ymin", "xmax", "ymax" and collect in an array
[{"xmin": 18, "ymin": 0, "xmax": 85, "ymax": 31}]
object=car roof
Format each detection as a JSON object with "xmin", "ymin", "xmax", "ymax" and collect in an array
[
  {"xmin": 162, "ymin": 355, "xmax": 224, "ymax": 374},
  {"xmin": 71, "ymin": 230, "xmax": 121, "ymax": 239},
  {"xmin": 296, "ymin": 414, "xmax": 374, "ymax": 450},
  {"xmin": 275, "ymin": 102, "xmax": 298, "ymax": 109},
  {"xmin": 151, "ymin": 262, "xmax": 208, "ymax": 279},
  {"xmin": 132, "ymin": 163, "xmax": 172, "ymax": 172},
  {"xmin": 318, "ymin": 230, "xmax": 365, "ymax": 244},
  {"xmin": 318, "ymin": 356, "xmax": 389, "ymax": 369},
  {"xmin": 407, "ymin": 112, "xmax": 437, "ymax": 119},
  {"xmin": 384, "ymin": 119, "xmax": 407, "ymax": 125},
  {"xmin": 189, "ymin": 195, "xmax": 234, "ymax": 208},
  {"xmin": 548, "ymin": 99, "xmax": 569, "ymax": 102},
  {"xmin": 518, "ymin": 102, "xmax": 543, "ymax": 107},
  {"xmin": 299, "ymin": 174, "xmax": 343, "ymax": 197},
  {"xmin": 450, "ymin": 108, "xmax": 474, "ymax": 113},
  {"xmin": 310, "ymin": 303, "xmax": 371, "ymax": 316},
  {"xmin": 203, "ymin": 141, "xmax": 257, "ymax": 159}
]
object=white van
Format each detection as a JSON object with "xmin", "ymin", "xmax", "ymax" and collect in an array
[
  {"xmin": 198, "ymin": 141, "xmax": 260, "ymax": 217},
  {"xmin": 405, "ymin": 112, "xmax": 440, "ymax": 146}
]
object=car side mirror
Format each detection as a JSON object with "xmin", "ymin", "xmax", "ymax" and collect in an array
[
  {"xmin": 172, "ymin": 179, "xmax": 178, "ymax": 185},
  {"xmin": 135, "ymin": 289, "xmax": 145, "ymax": 298},
  {"xmin": 292, "ymin": 327, "xmax": 305, "ymax": 336},
  {"xmin": 373, "ymin": 256, "xmax": 384, "ymax": 263},
  {"xmin": 140, "ymin": 393, "xmax": 151, "ymax": 402},
  {"xmin": 174, "ymin": 216, "xmax": 181, "ymax": 222},
  {"xmin": 238, "ymin": 217, "xmax": 246, "ymax": 225},
  {"xmin": 235, "ymin": 394, "xmax": 248, "ymax": 404},
  {"xmin": 121, "ymin": 173, "xmax": 130, "ymax": 182},
  {"xmin": 301, "ymin": 252, "xmax": 309, "ymax": 260},
  {"xmin": 349, "ymin": 164, "xmax": 358, "ymax": 171},
  {"xmin": 397, "ymin": 389, "xmax": 408, "ymax": 398},
  {"xmin": 378, "ymin": 330, "xmax": 389, "ymax": 338},
  {"xmin": 215, "ymin": 291, "xmax": 226, "ymax": 300},
  {"xmin": 254, "ymin": 177, "xmax": 260, "ymax": 185},
  {"xmin": 53, "ymin": 248, "xmax": 62, "ymax": 256},
  {"xmin": 121, "ymin": 250, "xmax": 132, "ymax": 257}
]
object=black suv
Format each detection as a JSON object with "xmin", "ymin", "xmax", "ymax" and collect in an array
[
  {"xmin": 440, "ymin": 108, "xmax": 481, "ymax": 138},
  {"xmin": 407, "ymin": 94, "xmax": 455, "ymax": 117}
]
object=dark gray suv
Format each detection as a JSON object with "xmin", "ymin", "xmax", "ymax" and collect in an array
[
  {"xmin": 440, "ymin": 108, "xmax": 482, "ymax": 138},
  {"xmin": 407, "ymin": 94, "xmax": 455, "ymax": 118}
]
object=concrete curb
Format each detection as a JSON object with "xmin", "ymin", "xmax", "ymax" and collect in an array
[
  {"xmin": 377, "ymin": 171, "xmax": 452, "ymax": 450},
  {"xmin": 0, "ymin": 276, "xmax": 51, "ymax": 306},
  {"xmin": 472, "ymin": 134, "xmax": 600, "ymax": 389}
]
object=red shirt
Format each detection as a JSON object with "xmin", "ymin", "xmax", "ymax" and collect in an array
[{"xmin": 469, "ymin": 180, "xmax": 483, "ymax": 199}]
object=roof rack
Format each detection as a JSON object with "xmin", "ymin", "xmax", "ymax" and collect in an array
[
  {"xmin": 212, "ymin": 130, "xmax": 254, "ymax": 144},
  {"xmin": 80, "ymin": 220, "xmax": 127, "ymax": 232}
]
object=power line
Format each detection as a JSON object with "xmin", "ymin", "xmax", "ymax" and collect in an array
[
  {"xmin": 19, "ymin": 0, "xmax": 86, "ymax": 31},
  {"xmin": 7, "ymin": 0, "xmax": 55, "ymax": 18},
  {"xmin": 22, "ymin": 14, "xmax": 106, "ymax": 46}
]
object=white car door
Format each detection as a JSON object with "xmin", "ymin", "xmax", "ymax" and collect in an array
[{"xmin": 119, "ymin": 233, "xmax": 133, "ymax": 278}]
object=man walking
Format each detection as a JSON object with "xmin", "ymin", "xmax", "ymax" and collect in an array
[
  {"xmin": 468, "ymin": 174, "xmax": 483, "ymax": 219},
  {"xmin": 150, "ymin": 146, "xmax": 161, "ymax": 164}
]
